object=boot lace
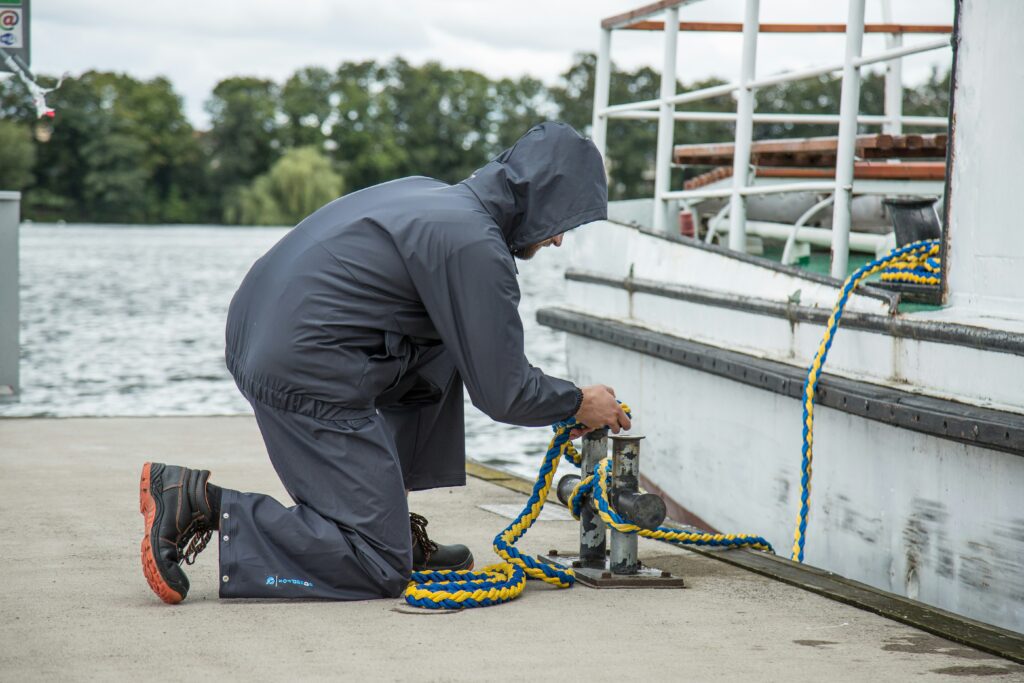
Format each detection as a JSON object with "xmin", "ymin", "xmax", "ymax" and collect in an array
[
  {"xmin": 410, "ymin": 512, "xmax": 438, "ymax": 565},
  {"xmin": 177, "ymin": 514, "xmax": 213, "ymax": 566}
]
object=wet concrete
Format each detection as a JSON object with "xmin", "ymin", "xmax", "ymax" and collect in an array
[{"xmin": 1, "ymin": 416, "xmax": 1022, "ymax": 682}]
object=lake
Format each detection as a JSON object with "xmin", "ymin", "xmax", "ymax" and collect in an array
[{"xmin": 3, "ymin": 223, "xmax": 572, "ymax": 480}]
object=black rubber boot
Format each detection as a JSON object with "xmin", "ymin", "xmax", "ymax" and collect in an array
[
  {"xmin": 410, "ymin": 512, "xmax": 474, "ymax": 572},
  {"xmin": 139, "ymin": 462, "xmax": 218, "ymax": 604}
]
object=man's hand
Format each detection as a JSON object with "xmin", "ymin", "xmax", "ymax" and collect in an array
[
  {"xmin": 574, "ymin": 384, "xmax": 631, "ymax": 434},
  {"xmin": 568, "ymin": 426, "xmax": 592, "ymax": 440}
]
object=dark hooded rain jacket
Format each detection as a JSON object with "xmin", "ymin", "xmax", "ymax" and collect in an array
[{"xmin": 225, "ymin": 121, "xmax": 608, "ymax": 427}]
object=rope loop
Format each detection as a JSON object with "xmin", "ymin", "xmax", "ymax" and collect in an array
[{"xmin": 792, "ymin": 239, "xmax": 941, "ymax": 562}]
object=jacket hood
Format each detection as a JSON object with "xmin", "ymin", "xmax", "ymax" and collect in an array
[{"xmin": 460, "ymin": 121, "xmax": 608, "ymax": 253}]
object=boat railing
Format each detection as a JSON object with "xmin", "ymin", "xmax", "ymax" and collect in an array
[{"xmin": 591, "ymin": 0, "xmax": 952, "ymax": 278}]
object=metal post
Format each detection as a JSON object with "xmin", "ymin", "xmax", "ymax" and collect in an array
[
  {"xmin": 609, "ymin": 434, "xmax": 645, "ymax": 574},
  {"xmin": 0, "ymin": 191, "xmax": 20, "ymax": 399},
  {"xmin": 547, "ymin": 431, "xmax": 678, "ymax": 588},
  {"xmin": 728, "ymin": 0, "xmax": 760, "ymax": 252},
  {"xmin": 652, "ymin": 6, "xmax": 679, "ymax": 234},
  {"xmin": 592, "ymin": 28, "xmax": 613, "ymax": 162},
  {"xmin": 829, "ymin": 0, "xmax": 867, "ymax": 279},
  {"xmin": 883, "ymin": 32, "xmax": 903, "ymax": 135},
  {"xmin": 881, "ymin": 0, "xmax": 903, "ymax": 135},
  {"xmin": 579, "ymin": 429, "xmax": 608, "ymax": 568}
]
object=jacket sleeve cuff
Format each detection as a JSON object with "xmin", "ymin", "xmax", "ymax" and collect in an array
[{"xmin": 567, "ymin": 386, "xmax": 584, "ymax": 421}]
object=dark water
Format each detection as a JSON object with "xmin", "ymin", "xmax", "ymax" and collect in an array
[{"xmin": 3, "ymin": 224, "xmax": 569, "ymax": 479}]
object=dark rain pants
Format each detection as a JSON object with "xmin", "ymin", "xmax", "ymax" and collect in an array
[{"xmin": 217, "ymin": 348, "xmax": 466, "ymax": 600}]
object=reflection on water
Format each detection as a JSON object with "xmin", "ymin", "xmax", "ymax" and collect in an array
[{"xmin": 3, "ymin": 224, "xmax": 569, "ymax": 479}]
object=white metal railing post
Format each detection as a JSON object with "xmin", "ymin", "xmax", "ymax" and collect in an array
[
  {"xmin": 883, "ymin": 31, "xmax": 903, "ymax": 134},
  {"xmin": 881, "ymin": 0, "xmax": 903, "ymax": 135},
  {"xmin": 829, "ymin": 0, "xmax": 867, "ymax": 279},
  {"xmin": 592, "ymin": 28, "xmax": 613, "ymax": 161},
  {"xmin": 652, "ymin": 6, "xmax": 679, "ymax": 233},
  {"xmin": 0, "ymin": 191, "xmax": 20, "ymax": 400},
  {"xmin": 727, "ymin": 0, "xmax": 760, "ymax": 252}
]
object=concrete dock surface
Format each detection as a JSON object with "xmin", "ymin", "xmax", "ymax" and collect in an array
[{"xmin": 1, "ymin": 416, "xmax": 1022, "ymax": 682}]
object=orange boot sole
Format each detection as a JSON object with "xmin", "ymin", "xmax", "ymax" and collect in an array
[{"xmin": 139, "ymin": 462, "xmax": 184, "ymax": 604}]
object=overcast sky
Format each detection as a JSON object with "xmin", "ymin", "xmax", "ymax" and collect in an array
[{"xmin": 23, "ymin": 0, "xmax": 954, "ymax": 128}]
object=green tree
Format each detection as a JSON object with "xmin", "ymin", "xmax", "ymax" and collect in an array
[
  {"xmin": 754, "ymin": 71, "xmax": 885, "ymax": 140},
  {"xmin": 552, "ymin": 53, "xmax": 668, "ymax": 199},
  {"xmin": 903, "ymin": 66, "xmax": 950, "ymax": 131},
  {"xmin": 379, "ymin": 59, "xmax": 494, "ymax": 183},
  {"xmin": 28, "ymin": 72, "xmax": 150, "ymax": 221},
  {"xmin": 0, "ymin": 119, "xmax": 35, "ymax": 190},
  {"xmin": 118, "ymin": 76, "xmax": 211, "ymax": 222},
  {"xmin": 226, "ymin": 146, "xmax": 343, "ymax": 225},
  {"xmin": 328, "ymin": 60, "xmax": 406, "ymax": 191},
  {"xmin": 281, "ymin": 66, "xmax": 334, "ymax": 149},
  {"xmin": 5, "ymin": 70, "xmax": 207, "ymax": 221},
  {"xmin": 205, "ymin": 77, "xmax": 281, "ymax": 198},
  {"xmin": 327, "ymin": 59, "xmax": 504, "ymax": 193},
  {"xmin": 489, "ymin": 75, "xmax": 550, "ymax": 150}
]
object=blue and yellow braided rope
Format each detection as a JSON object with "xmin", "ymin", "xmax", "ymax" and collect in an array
[
  {"xmin": 568, "ymin": 458, "xmax": 773, "ymax": 552},
  {"xmin": 792, "ymin": 239, "xmax": 941, "ymax": 562},
  {"xmin": 405, "ymin": 402, "xmax": 772, "ymax": 609},
  {"xmin": 403, "ymin": 411, "xmax": 584, "ymax": 608},
  {"xmin": 879, "ymin": 241, "xmax": 941, "ymax": 286}
]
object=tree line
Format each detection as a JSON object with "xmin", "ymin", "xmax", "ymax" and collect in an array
[{"xmin": 0, "ymin": 54, "xmax": 949, "ymax": 225}]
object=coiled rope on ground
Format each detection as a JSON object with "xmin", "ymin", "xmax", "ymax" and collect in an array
[
  {"xmin": 404, "ymin": 404, "xmax": 772, "ymax": 609},
  {"xmin": 792, "ymin": 239, "xmax": 941, "ymax": 562}
]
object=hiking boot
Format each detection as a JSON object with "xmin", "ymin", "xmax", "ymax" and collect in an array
[
  {"xmin": 410, "ymin": 512, "xmax": 474, "ymax": 572},
  {"xmin": 139, "ymin": 462, "xmax": 218, "ymax": 604}
]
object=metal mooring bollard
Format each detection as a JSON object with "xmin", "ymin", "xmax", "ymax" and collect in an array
[
  {"xmin": 609, "ymin": 435, "xmax": 642, "ymax": 574},
  {"xmin": 609, "ymin": 435, "xmax": 667, "ymax": 574},
  {"xmin": 577, "ymin": 429, "xmax": 608, "ymax": 567},
  {"xmin": 555, "ymin": 429, "xmax": 607, "ymax": 567},
  {"xmin": 547, "ymin": 430, "xmax": 682, "ymax": 587}
]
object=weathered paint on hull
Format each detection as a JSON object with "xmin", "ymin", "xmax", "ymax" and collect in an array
[{"xmin": 563, "ymin": 332, "xmax": 1024, "ymax": 633}]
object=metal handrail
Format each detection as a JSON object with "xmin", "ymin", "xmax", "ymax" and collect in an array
[
  {"xmin": 601, "ymin": 0, "xmax": 703, "ymax": 31},
  {"xmin": 591, "ymin": 0, "xmax": 953, "ymax": 278},
  {"xmin": 663, "ymin": 181, "xmax": 837, "ymax": 201},
  {"xmin": 598, "ymin": 36, "xmax": 950, "ymax": 118},
  {"xmin": 606, "ymin": 111, "xmax": 947, "ymax": 127}
]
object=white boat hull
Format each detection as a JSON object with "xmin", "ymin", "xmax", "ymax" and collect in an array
[{"xmin": 562, "ymin": 330, "xmax": 1024, "ymax": 633}]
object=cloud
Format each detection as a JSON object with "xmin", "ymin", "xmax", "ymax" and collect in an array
[
  {"xmin": 37, "ymin": 0, "xmax": 432, "ymax": 51},
  {"xmin": 22, "ymin": 0, "xmax": 953, "ymax": 127}
]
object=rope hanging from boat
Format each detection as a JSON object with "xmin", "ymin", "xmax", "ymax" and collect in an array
[
  {"xmin": 403, "ymin": 403, "xmax": 773, "ymax": 609},
  {"xmin": 792, "ymin": 239, "xmax": 941, "ymax": 562}
]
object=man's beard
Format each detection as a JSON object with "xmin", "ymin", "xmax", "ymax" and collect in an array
[{"xmin": 513, "ymin": 243, "xmax": 542, "ymax": 260}]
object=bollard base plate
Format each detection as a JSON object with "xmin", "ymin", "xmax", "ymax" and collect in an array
[{"xmin": 537, "ymin": 553, "xmax": 686, "ymax": 589}]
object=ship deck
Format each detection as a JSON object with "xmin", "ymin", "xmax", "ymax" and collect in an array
[{"xmin": 1, "ymin": 416, "xmax": 1022, "ymax": 681}]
